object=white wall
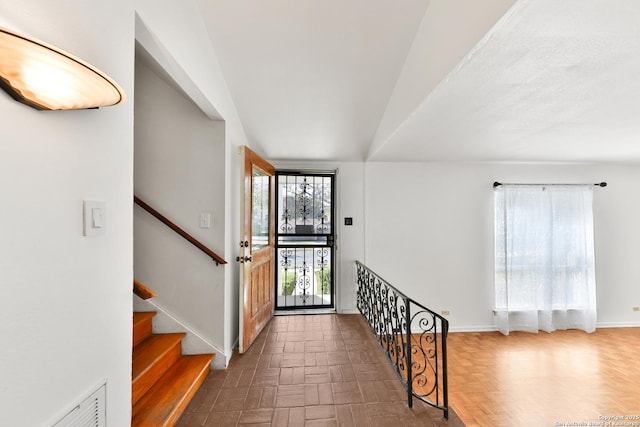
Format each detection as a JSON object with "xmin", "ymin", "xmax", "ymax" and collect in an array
[
  {"xmin": 0, "ymin": 1, "xmax": 134, "ymax": 425},
  {"xmin": 336, "ymin": 163, "xmax": 367, "ymax": 313},
  {"xmin": 133, "ymin": 54, "xmax": 227, "ymax": 365},
  {"xmin": 365, "ymin": 162, "xmax": 640, "ymax": 331},
  {"xmin": 135, "ymin": 0, "xmax": 250, "ymax": 362}
]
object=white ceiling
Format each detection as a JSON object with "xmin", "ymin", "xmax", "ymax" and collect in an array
[{"xmin": 196, "ymin": 0, "xmax": 640, "ymax": 163}]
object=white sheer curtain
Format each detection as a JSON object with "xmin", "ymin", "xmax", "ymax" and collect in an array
[{"xmin": 494, "ymin": 185, "xmax": 597, "ymax": 335}]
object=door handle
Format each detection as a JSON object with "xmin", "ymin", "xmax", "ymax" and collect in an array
[{"xmin": 235, "ymin": 255, "xmax": 252, "ymax": 263}]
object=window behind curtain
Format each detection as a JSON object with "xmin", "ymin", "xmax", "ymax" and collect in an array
[{"xmin": 494, "ymin": 185, "xmax": 597, "ymax": 335}]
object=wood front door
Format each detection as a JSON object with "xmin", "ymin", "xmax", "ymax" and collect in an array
[{"xmin": 238, "ymin": 146, "xmax": 275, "ymax": 353}]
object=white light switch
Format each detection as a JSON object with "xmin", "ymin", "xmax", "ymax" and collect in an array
[
  {"xmin": 199, "ymin": 212, "xmax": 211, "ymax": 229},
  {"xmin": 92, "ymin": 208, "xmax": 103, "ymax": 228},
  {"xmin": 83, "ymin": 200, "xmax": 106, "ymax": 236}
]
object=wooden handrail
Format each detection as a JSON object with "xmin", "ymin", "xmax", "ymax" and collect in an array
[
  {"xmin": 134, "ymin": 195, "xmax": 227, "ymax": 265},
  {"xmin": 133, "ymin": 279, "xmax": 157, "ymax": 300}
]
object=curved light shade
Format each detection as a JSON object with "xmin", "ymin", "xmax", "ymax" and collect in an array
[{"xmin": 0, "ymin": 27, "xmax": 125, "ymax": 110}]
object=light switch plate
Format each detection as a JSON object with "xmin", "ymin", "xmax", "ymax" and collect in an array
[
  {"xmin": 83, "ymin": 200, "xmax": 106, "ymax": 236},
  {"xmin": 200, "ymin": 212, "xmax": 211, "ymax": 229}
]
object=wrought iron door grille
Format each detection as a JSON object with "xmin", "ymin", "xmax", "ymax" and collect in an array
[
  {"xmin": 278, "ymin": 174, "xmax": 333, "ymax": 235},
  {"xmin": 356, "ymin": 261, "xmax": 449, "ymax": 419},
  {"xmin": 276, "ymin": 173, "xmax": 335, "ymax": 309}
]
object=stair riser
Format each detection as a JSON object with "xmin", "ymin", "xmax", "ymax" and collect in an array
[
  {"xmin": 133, "ymin": 312, "xmax": 156, "ymax": 347},
  {"xmin": 133, "ymin": 317, "xmax": 153, "ymax": 347},
  {"xmin": 132, "ymin": 342, "xmax": 182, "ymax": 406}
]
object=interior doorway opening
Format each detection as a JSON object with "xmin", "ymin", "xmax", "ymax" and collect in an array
[{"xmin": 275, "ymin": 172, "xmax": 336, "ymax": 311}]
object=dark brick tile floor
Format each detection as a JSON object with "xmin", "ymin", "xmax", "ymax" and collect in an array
[{"xmin": 176, "ymin": 314, "xmax": 464, "ymax": 427}]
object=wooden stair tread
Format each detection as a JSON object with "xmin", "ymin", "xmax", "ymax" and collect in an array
[
  {"xmin": 131, "ymin": 310, "xmax": 212, "ymax": 426},
  {"xmin": 132, "ymin": 333, "xmax": 186, "ymax": 406},
  {"xmin": 132, "ymin": 354, "xmax": 214, "ymax": 427},
  {"xmin": 132, "ymin": 333, "xmax": 186, "ymax": 378}
]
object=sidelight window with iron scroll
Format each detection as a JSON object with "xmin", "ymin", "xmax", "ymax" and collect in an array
[{"xmin": 275, "ymin": 173, "xmax": 335, "ymax": 309}]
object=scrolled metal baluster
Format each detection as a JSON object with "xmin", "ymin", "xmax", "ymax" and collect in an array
[
  {"xmin": 382, "ymin": 285, "xmax": 391, "ymax": 355},
  {"xmin": 409, "ymin": 311, "xmax": 437, "ymax": 398},
  {"xmin": 359, "ymin": 269, "xmax": 365, "ymax": 314},
  {"xmin": 356, "ymin": 264, "xmax": 362, "ymax": 312},
  {"xmin": 370, "ymin": 274, "xmax": 377, "ymax": 331},
  {"xmin": 377, "ymin": 285, "xmax": 383, "ymax": 353},
  {"xmin": 387, "ymin": 288, "xmax": 400, "ymax": 372},
  {"xmin": 377, "ymin": 280, "xmax": 386, "ymax": 341},
  {"xmin": 377, "ymin": 283, "xmax": 385, "ymax": 349},
  {"xmin": 369, "ymin": 273, "xmax": 378, "ymax": 332},
  {"xmin": 398, "ymin": 294, "xmax": 406, "ymax": 372},
  {"xmin": 390, "ymin": 288, "xmax": 401, "ymax": 369},
  {"xmin": 360, "ymin": 268, "xmax": 369, "ymax": 324},
  {"xmin": 361, "ymin": 267, "xmax": 369, "ymax": 323},
  {"xmin": 387, "ymin": 287, "xmax": 402, "ymax": 373},
  {"xmin": 389, "ymin": 294, "xmax": 399, "ymax": 377},
  {"xmin": 362, "ymin": 267, "xmax": 370, "ymax": 320}
]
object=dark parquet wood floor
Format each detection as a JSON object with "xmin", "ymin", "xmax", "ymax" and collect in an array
[{"xmin": 176, "ymin": 314, "xmax": 464, "ymax": 426}]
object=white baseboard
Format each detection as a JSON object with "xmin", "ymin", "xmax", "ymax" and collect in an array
[
  {"xmin": 448, "ymin": 325, "xmax": 498, "ymax": 333},
  {"xmin": 448, "ymin": 323, "xmax": 640, "ymax": 333},
  {"xmin": 596, "ymin": 321, "xmax": 640, "ymax": 329},
  {"xmin": 134, "ymin": 296, "xmax": 229, "ymax": 369},
  {"xmin": 338, "ymin": 308, "xmax": 360, "ymax": 315}
]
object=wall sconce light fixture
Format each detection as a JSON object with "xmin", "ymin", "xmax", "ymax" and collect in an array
[{"xmin": 0, "ymin": 27, "xmax": 125, "ymax": 110}]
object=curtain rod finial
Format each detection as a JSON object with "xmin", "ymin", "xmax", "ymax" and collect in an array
[
  {"xmin": 598, "ymin": 182, "xmax": 607, "ymax": 187},
  {"xmin": 493, "ymin": 182, "xmax": 502, "ymax": 188}
]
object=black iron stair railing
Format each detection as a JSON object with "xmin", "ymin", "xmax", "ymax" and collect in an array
[{"xmin": 355, "ymin": 261, "xmax": 449, "ymax": 419}]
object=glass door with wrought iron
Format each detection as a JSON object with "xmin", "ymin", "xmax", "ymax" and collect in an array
[{"xmin": 275, "ymin": 173, "xmax": 335, "ymax": 309}]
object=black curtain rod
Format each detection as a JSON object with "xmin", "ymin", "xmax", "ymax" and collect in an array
[{"xmin": 493, "ymin": 181, "xmax": 607, "ymax": 188}]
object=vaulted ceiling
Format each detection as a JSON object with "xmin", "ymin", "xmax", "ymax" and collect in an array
[{"xmin": 196, "ymin": 0, "xmax": 640, "ymax": 163}]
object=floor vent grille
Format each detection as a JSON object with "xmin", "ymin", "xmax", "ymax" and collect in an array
[{"xmin": 54, "ymin": 381, "xmax": 106, "ymax": 427}]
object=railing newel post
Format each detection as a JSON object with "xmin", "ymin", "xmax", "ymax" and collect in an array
[{"xmin": 442, "ymin": 318, "xmax": 449, "ymax": 420}]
